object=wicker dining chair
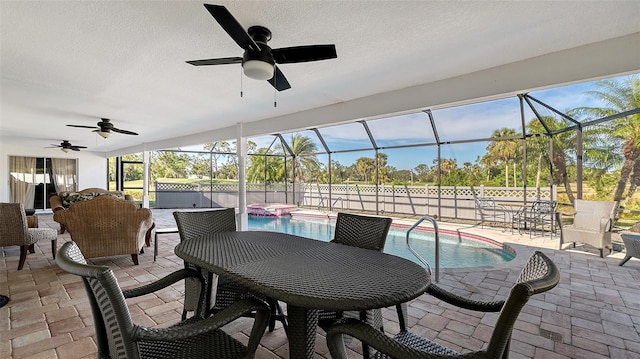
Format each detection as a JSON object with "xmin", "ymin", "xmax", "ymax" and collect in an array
[
  {"xmin": 0, "ymin": 203, "xmax": 58, "ymax": 270},
  {"xmin": 173, "ymin": 209, "xmax": 287, "ymax": 331},
  {"xmin": 318, "ymin": 212, "xmax": 393, "ymax": 357},
  {"xmin": 327, "ymin": 250, "xmax": 560, "ymax": 359},
  {"xmin": 56, "ymin": 241, "xmax": 269, "ymax": 359}
]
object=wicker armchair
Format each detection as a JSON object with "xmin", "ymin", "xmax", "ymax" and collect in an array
[
  {"xmin": 50, "ymin": 188, "xmax": 134, "ymax": 233},
  {"xmin": 56, "ymin": 241, "xmax": 269, "ymax": 359},
  {"xmin": 0, "ymin": 203, "xmax": 58, "ymax": 270},
  {"xmin": 327, "ymin": 251, "xmax": 560, "ymax": 359},
  {"xmin": 53, "ymin": 195, "xmax": 153, "ymax": 264},
  {"xmin": 557, "ymin": 199, "xmax": 618, "ymax": 257},
  {"xmin": 318, "ymin": 213, "xmax": 392, "ymax": 357},
  {"xmin": 173, "ymin": 209, "xmax": 287, "ymax": 331}
]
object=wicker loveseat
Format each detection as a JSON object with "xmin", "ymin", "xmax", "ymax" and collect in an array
[{"xmin": 53, "ymin": 195, "xmax": 153, "ymax": 264}]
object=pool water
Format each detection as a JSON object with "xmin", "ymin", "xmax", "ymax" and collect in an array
[{"xmin": 248, "ymin": 216, "xmax": 515, "ymax": 268}]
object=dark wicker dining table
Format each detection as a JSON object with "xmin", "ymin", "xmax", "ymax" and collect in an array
[{"xmin": 174, "ymin": 230, "xmax": 430, "ymax": 359}]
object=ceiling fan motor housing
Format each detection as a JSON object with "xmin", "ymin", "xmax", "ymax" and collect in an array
[{"xmin": 242, "ymin": 26, "xmax": 275, "ymax": 80}]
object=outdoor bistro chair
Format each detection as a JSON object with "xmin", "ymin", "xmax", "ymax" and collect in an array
[
  {"xmin": 318, "ymin": 212, "xmax": 393, "ymax": 357},
  {"xmin": 327, "ymin": 250, "xmax": 560, "ymax": 359},
  {"xmin": 512, "ymin": 200, "xmax": 558, "ymax": 238},
  {"xmin": 173, "ymin": 209, "xmax": 287, "ymax": 331},
  {"xmin": 56, "ymin": 241, "xmax": 269, "ymax": 359},
  {"xmin": 474, "ymin": 197, "xmax": 509, "ymax": 229}
]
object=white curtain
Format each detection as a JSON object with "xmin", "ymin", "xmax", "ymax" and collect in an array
[
  {"xmin": 51, "ymin": 158, "xmax": 77, "ymax": 193},
  {"xmin": 9, "ymin": 156, "xmax": 36, "ymax": 208}
]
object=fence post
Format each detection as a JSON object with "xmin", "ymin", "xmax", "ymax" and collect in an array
[{"xmin": 454, "ymin": 185, "xmax": 457, "ymax": 219}]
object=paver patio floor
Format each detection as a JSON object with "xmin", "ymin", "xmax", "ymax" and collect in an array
[{"xmin": 1, "ymin": 209, "xmax": 639, "ymax": 358}]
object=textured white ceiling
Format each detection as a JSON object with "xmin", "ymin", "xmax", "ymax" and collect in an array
[{"xmin": 1, "ymin": 1, "xmax": 639, "ymax": 155}]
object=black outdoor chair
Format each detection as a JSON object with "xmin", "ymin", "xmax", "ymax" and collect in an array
[
  {"xmin": 318, "ymin": 212, "xmax": 393, "ymax": 358},
  {"xmin": 173, "ymin": 208, "xmax": 287, "ymax": 331},
  {"xmin": 56, "ymin": 241, "xmax": 269, "ymax": 359},
  {"xmin": 327, "ymin": 250, "xmax": 560, "ymax": 359}
]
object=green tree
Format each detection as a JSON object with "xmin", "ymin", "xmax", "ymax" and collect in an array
[
  {"xmin": 569, "ymin": 75, "xmax": 640, "ymax": 204},
  {"xmin": 151, "ymin": 151, "xmax": 190, "ymax": 179},
  {"xmin": 526, "ymin": 116, "xmax": 577, "ymax": 204},
  {"xmin": 355, "ymin": 157, "xmax": 376, "ymax": 182},
  {"xmin": 484, "ymin": 128, "xmax": 520, "ymax": 187},
  {"xmin": 247, "ymin": 148, "xmax": 283, "ymax": 183},
  {"xmin": 190, "ymin": 154, "xmax": 211, "ymax": 179},
  {"xmin": 278, "ymin": 134, "xmax": 321, "ymax": 182},
  {"xmin": 204, "ymin": 141, "xmax": 232, "ymax": 178}
]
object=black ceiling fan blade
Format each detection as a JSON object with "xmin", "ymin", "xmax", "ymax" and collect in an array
[
  {"xmin": 267, "ymin": 66, "xmax": 291, "ymax": 91},
  {"xmin": 272, "ymin": 44, "xmax": 337, "ymax": 64},
  {"xmin": 112, "ymin": 128, "xmax": 138, "ymax": 136},
  {"xmin": 67, "ymin": 124, "xmax": 98, "ymax": 129},
  {"xmin": 203, "ymin": 4, "xmax": 259, "ymax": 52},
  {"xmin": 71, "ymin": 145, "xmax": 87, "ymax": 149},
  {"xmin": 71, "ymin": 147, "xmax": 81, "ymax": 151},
  {"xmin": 186, "ymin": 57, "xmax": 243, "ymax": 66}
]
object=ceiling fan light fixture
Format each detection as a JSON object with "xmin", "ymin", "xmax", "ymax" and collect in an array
[
  {"xmin": 243, "ymin": 60, "xmax": 274, "ymax": 80},
  {"xmin": 98, "ymin": 130, "xmax": 112, "ymax": 138},
  {"xmin": 61, "ymin": 147, "xmax": 70, "ymax": 153}
]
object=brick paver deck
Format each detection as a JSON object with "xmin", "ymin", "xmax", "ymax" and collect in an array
[{"xmin": 1, "ymin": 209, "xmax": 639, "ymax": 358}]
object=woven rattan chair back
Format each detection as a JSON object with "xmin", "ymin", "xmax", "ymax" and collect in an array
[
  {"xmin": 331, "ymin": 212, "xmax": 393, "ymax": 251},
  {"xmin": 322, "ymin": 213, "xmax": 393, "ymax": 357},
  {"xmin": 173, "ymin": 208, "xmax": 237, "ymax": 241},
  {"xmin": 0, "ymin": 203, "xmax": 29, "ymax": 246},
  {"xmin": 57, "ymin": 241, "xmax": 269, "ymax": 359},
  {"xmin": 485, "ymin": 251, "xmax": 560, "ymax": 358},
  {"xmin": 173, "ymin": 208, "xmax": 287, "ymax": 331},
  {"xmin": 57, "ymin": 241, "xmax": 140, "ymax": 359},
  {"xmin": 173, "ymin": 209, "xmax": 237, "ymax": 313},
  {"xmin": 1, "ymin": 202, "xmax": 58, "ymax": 270},
  {"xmin": 327, "ymin": 251, "xmax": 560, "ymax": 359}
]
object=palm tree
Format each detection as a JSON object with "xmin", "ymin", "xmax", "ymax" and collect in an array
[
  {"xmin": 485, "ymin": 128, "xmax": 520, "ymax": 187},
  {"xmin": 526, "ymin": 116, "xmax": 577, "ymax": 204},
  {"xmin": 569, "ymin": 75, "xmax": 640, "ymax": 203},
  {"xmin": 246, "ymin": 148, "xmax": 283, "ymax": 183},
  {"xmin": 278, "ymin": 134, "xmax": 321, "ymax": 182}
]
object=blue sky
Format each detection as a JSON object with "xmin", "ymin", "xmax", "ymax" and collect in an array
[{"xmin": 184, "ymin": 74, "xmax": 633, "ymax": 171}]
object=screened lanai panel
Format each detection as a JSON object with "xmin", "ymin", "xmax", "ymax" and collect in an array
[
  {"xmin": 365, "ymin": 113, "xmax": 436, "ymax": 148},
  {"xmin": 248, "ymin": 134, "xmax": 281, "ymax": 155},
  {"xmin": 316, "ymin": 122, "xmax": 373, "ymax": 151},
  {"xmin": 432, "ymin": 97, "xmax": 522, "ymax": 142},
  {"xmin": 277, "ymin": 130, "xmax": 326, "ymax": 155}
]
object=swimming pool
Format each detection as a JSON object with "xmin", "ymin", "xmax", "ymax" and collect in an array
[{"xmin": 248, "ymin": 215, "xmax": 515, "ymax": 268}]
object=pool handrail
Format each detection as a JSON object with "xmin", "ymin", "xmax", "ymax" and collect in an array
[{"xmin": 406, "ymin": 215, "xmax": 439, "ymax": 282}]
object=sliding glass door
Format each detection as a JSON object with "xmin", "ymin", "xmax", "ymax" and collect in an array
[{"xmin": 9, "ymin": 156, "xmax": 77, "ymax": 210}]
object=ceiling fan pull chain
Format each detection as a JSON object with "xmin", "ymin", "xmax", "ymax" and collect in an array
[{"xmin": 273, "ymin": 73, "xmax": 277, "ymax": 108}]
